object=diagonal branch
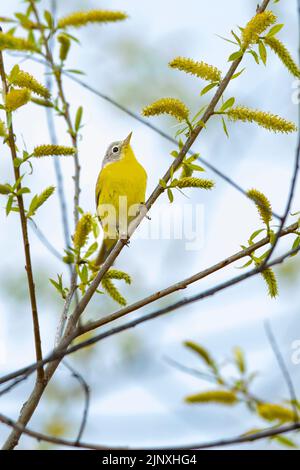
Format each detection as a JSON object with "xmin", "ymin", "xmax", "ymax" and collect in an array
[{"xmin": 80, "ymin": 222, "xmax": 298, "ymax": 336}]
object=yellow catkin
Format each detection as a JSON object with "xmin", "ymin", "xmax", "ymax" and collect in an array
[
  {"xmin": 73, "ymin": 213, "xmax": 93, "ymax": 250},
  {"xmin": 260, "ymin": 267, "xmax": 279, "ymax": 298},
  {"xmin": 257, "ymin": 403, "xmax": 295, "ymax": 422},
  {"xmin": 9, "ymin": 67, "xmax": 50, "ymax": 99},
  {"xmin": 5, "ymin": 88, "xmax": 31, "ymax": 111},
  {"xmin": 184, "ymin": 341, "xmax": 215, "ymax": 367},
  {"xmin": 247, "ymin": 188, "xmax": 272, "ymax": 226},
  {"xmin": 142, "ymin": 98, "xmax": 189, "ymax": 122},
  {"xmin": 242, "ymin": 11, "xmax": 277, "ymax": 48},
  {"xmin": 264, "ymin": 36, "xmax": 300, "ymax": 78},
  {"xmin": 58, "ymin": 10, "xmax": 128, "ymax": 29},
  {"xmin": 227, "ymin": 106, "xmax": 297, "ymax": 133},
  {"xmin": 0, "ymin": 119, "xmax": 7, "ymax": 138},
  {"xmin": 57, "ymin": 34, "xmax": 71, "ymax": 62},
  {"xmin": 0, "ymin": 32, "xmax": 38, "ymax": 52},
  {"xmin": 186, "ymin": 390, "xmax": 237, "ymax": 405},
  {"xmin": 101, "ymin": 278, "xmax": 127, "ymax": 306},
  {"xmin": 176, "ymin": 177, "xmax": 215, "ymax": 190},
  {"xmin": 33, "ymin": 145, "xmax": 76, "ymax": 157},
  {"xmin": 169, "ymin": 57, "xmax": 221, "ymax": 82},
  {"xmin": 103, "ymin": 269, "xmax": 131, "ymax": 284}
]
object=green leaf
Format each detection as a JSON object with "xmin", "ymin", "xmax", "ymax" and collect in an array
[
  {"xmin": 200, "ymin": 82, "xmax": 218, "ymax": 96},
  {"xmin": 221, "ymin": 117, "xmax": 229, "ymax": 138},
  {"xmin": 248, "ymin": 228, "xmax": 265, "ymax": 244},
  {"xmin": 291, "ymin": 236, "xmax": 300, "ymax": 257},
  {"xmin": 85, "ymin": 241, "xmax": 98, "ymax": 258},
  {"xmin": 219, "ymin": 97, "xmax": 235, "ymax": 112},
  {"xmin": 233, "ymin": 347, "xmax": 246, "ymax": 374},
  {"xmin": 167, "ymin": 188, "xmax": 174, "ymax": 203},
  {"xmin": 265, "ymin": 24, "xmax": 284, "ymax": 38},
  {"xmin": 270, "ymin": 435, "xmax": 298, "ymax": 448},
  {"xmin": 6, "ymin": 195, "xmax": 14, "ymax": 216},
  {"xmin": 230, "ymin": 68, "xmax": 246, "ymax": 80},
  {"xmin": 248, "ymin": 50, "xmax": 260, "ymax": 64},
  {"xmin": 228, "ymin": 50, "xmax": 243, "ymax": 62},
  {"xmin": 44, "ymin": 10, "xmax": 53, "ymax": 28},
  {"xmin": 258, "ymin": 40, "xmax": 267, "ymax": 65},
  {"xmin": 75, "ymin": 106, "xmax": 83, "ymax": 132},
  {"xmin": 236, "ymin": 258, "xmax": 253, "ymax": 269}
]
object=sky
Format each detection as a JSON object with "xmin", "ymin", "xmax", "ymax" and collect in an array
[{"xmin": 0, "ymin": 0, "xmax": 299, "ymax": 450}]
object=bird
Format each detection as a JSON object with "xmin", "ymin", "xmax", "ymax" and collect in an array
[{"xmin": 95, "ymin": 132, "xmax": 147, "ymax": 265}]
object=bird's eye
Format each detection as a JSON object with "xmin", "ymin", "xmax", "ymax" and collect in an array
[{"xmin": 112, "ymin": 146, "xmax": 119, "ymax": 153}]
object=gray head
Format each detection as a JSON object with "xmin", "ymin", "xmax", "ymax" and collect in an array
[{"xmin": 102, "ymin": 132, "xmax": 132, "ymax": 168}]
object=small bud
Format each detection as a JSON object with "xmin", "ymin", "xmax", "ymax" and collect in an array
[{"xmin": 57, "ymin": 34, "xmax": 71, "ymax": 62}]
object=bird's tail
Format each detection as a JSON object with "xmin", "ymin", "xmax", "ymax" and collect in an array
[{"xmin": 94, "ymin": 238, "xmax": 116, "ymax": 266}]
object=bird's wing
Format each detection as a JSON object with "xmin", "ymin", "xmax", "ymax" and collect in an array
[{"xmin": 95, "ymin": 172, "xmax": 102, "ymax": 209}]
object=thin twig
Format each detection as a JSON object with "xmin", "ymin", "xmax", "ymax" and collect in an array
[
  {"xmin": 264, "ymin": 321, "xmax": 299, "ymax": 423},
  {"xmin": 0, "ymin": 413, "xmax": 113, "ymax": 450},
  {"xmin": 29, "ymin": 219, "xmax": 62, "ymax": 261},
  {"xmin": 0, "ymin": 410, "xmax": 299, "ymax": 450},
  {"xmin": 62, "ymin": 361, "xmax": 90, "ymax": 443},
  {"xmin": 0, "ymin": 38, "xmax": 44, "ymax": 382},
  {"xmin": 164, "ymin": 356, "xmax": 216, "ymax": 383}
]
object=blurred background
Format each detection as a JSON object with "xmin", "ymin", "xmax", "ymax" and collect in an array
[{"xmin": 0, "ymin": 0, "xmax": 299, "ymax": 450}]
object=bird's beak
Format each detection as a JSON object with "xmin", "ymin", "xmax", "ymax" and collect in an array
[{"xmin": 123, "ymin": 132, "xmax": 132, "ymax": 146}]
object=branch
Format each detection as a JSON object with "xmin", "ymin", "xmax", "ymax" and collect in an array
[
  {"xmin": 80, "ymin": 222, "xmax": 298, "ymax": 336},
  {"xmin": 1, "ymin": 233, "xmax": 298, "ymax": 388},
  {"xmin": 0, "ymin": 410, "xmax": 299, "ymax": 450},
  {"xmin": 0, "ymin": 413, "xmax": 114, "ymax": 450},
  {"xmin": 0, "ymin": 35, "xmax": 44, "ymax": 381}
]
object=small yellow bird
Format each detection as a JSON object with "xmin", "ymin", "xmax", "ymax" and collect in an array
[{"xmin": 95, "ymin": 132, "xmax": 147, "ymax": 265}]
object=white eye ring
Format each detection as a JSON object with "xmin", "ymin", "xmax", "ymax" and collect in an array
[{"xmin": 112, "ymin": 146, "xmax": 119, "ymax": 153}]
